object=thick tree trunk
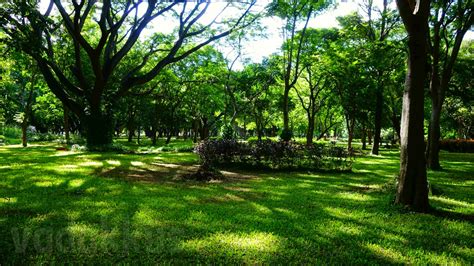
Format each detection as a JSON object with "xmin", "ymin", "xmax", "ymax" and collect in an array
[
  {"xmin": 395, "ymin": 0, "xmax": 430, "ymax": 212},
  {"xmin": 371, "ymin": 86, "xmax": 383, "ymax": 155},
  {"xmin": 84, "ymin": 112, "xmax": 114, "ymax": 147}
]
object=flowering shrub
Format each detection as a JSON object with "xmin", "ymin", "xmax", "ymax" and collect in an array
[{"xmin": 194, "ymin": 139, "xmax": 353, "ymax": 171}]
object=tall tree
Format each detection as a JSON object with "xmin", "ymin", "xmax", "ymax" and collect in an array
[
  {"xmin": 426, "ymin": 0, "xmax": 473, "ymax": 169},
  {"xmin": 269, "ymin": 0, "xmax": 331, "ymax": 141},
  {"xmin": 0, "ymin": 1, "xmax": 257, "ymax": 147},
  {"xmin": 294, "ymin": 28, "xmax": 338, "ymax": 145},
  {"xmin": 395, "ymin": 0, "xmax": 431, "ymax": 211}
]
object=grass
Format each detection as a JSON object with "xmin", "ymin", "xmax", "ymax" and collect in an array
[{"xmin": 0, "ymin": 142, "xmax": 472, "ymax": 264}]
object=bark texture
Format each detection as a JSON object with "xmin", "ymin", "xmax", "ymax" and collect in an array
[{"xmin": 395, "ymin": 0, "xmax": 430, "ymax": 212}]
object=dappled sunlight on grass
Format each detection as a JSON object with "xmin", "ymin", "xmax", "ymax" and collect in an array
[
  {"xmin": 0, "ymin": 197, "xmax": 17, "ymax": 203},
  {"xmin": 180, "ymin": 231, "xmax": 283, "ymax": 262},
  {"xmin": 0, "ymin": 143, "xmax": 472, "ymax": 263},
  {"xmin": 365, "ymin": 243, "xmax": 405, "ymax": 263},
  {"xmin": 78, "ymin": 161, "xmax": 104, "ymax": 167},
  {"xmin": 106, "ymin": 160, "xmax": 121, "ymax": 166}
]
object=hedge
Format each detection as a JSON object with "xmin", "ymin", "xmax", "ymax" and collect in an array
[{"xmin": 195, "ymin": 139, "xmax": 353, "ymax": 171}]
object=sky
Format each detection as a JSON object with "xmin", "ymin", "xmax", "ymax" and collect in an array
[{"xmin": 39, "ymin": 0, "xmax": 472, "ymax": 68}]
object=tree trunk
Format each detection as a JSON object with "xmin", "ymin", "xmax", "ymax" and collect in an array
[
  {"xmin": 425, "ymin": 1, "xmax": 472, "ymax": 169},
  {"xmin": 306, "ymin": 114, "xmax": 315, "ymax": 145},
  {"xmin": 21, "ymin": 87, "xmax": 35, "ymax": 148},
  {"xmin": 368, "ymin": 130, "xmax": 372, "ymax": 145},
  {"xmin": 371, "ymin": 86, "xmax": 383, "ymax": 155},
  {"xmin": 128, "ymin": 128, "xmax": 134, "ymax": 142},
  {"xmin": 21, "ymin": 122, "xmax": 28, "ymax": 148},
  {"xmin": 426, "ymin": 102, "xmax": 441, "ymax": 169},
  {"xmin": 282, "ymin": 87, "xmax": 291, "ymax": 140},
  {"xmin": 200, "ymin": 117, "xmax": 209, "ymax": 140},
  {"xmin": 63, "ymin": 104, "xmax": 70, "ymax": 144},
  {"xmin": 346, "ymin": 116, "xmax": 355, "ymax": 151},
  {"xmin": 166, "ymin": 132, "xmax": 172, "ymax": 144},
  {"xmin": 137, "ymin": 125, "xmax": 141, "ymax": 145},
  {"xmin": 395, "ymin": 0, "xmax": 430, "ymax": 212},
  {"xmin": 256, "ymin": 114, "xmax": 263, "ymax": 141},
  {"xmin": 391, "ymin": 114, "xmax": 401, "ymax": 143},
  {"xmin": 84, "ymin": 112, "xmax": 114, "ymax": 147},
  {"xmin": 362, "ymin": 126, "xmax": 367, "ymax": 150}
]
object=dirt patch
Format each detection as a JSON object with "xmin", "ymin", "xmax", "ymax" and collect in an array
[
  {"xmin": 224, "ymin": 186, "xmax": 252, "ymax": 192},
  {"xmin": 97, "ymin": 163, "xmax": 258, "ymax": 184}
]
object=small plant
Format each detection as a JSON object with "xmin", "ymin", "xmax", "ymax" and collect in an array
[{"xmin": 71, "ymin": 144, "xmax": 87, "ymax": 152}]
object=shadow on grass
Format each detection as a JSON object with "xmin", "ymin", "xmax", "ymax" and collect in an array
[{"xmin": 0, "ymin": 144, "xmax": 472, "ymax": 264}]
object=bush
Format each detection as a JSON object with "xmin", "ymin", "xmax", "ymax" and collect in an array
[
  {"xmin": 86, "ymin": 143, "xmax": 134, "ymax": 153},
  {"xmin": 28, "ymin": 132, "xmax": 58, "ymax": 142},
  {"xmin": 439, "ymin": 139, "xmax": 474, "ymax": 153},
  {"xmin": 195, "ymin": 139, "xmax": 353, "ymax": 171},
  {"xmin": 71, "ymin": 143, "xmax": 134, "ymax": 153},
  {"xmin": 221, "ymin": 124, "xmax": 235, "ymax": 140},
  {"xmin": 279, "ymin": 128, "xmax": 293, "ymax": 142},
  {"xmin": 3, "ymin": 126, "xmax": 21, "ymax": 139}
]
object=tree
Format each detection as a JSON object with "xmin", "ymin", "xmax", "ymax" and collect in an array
[
  {"xmin": 326, "ymin": 30, "xmax": 372, "ymax": 151},
  {"xmin": 0, "ymin": 1, "xmax": 257, "ymax": 147},
  {"xmin": 395, "ymin": 0, "xmax": 431, "ymax": 211},
  {"xmin": 426, "ymin": 0, "xmax": 473, "ymax": 169},
  {"xmin": 269, "ymin": 0, "xmax": 331, "ymax": 140},
  {"xmin": 442, "ymin": 41, "xmax": 474, "ymax": 138},
  {"xmin": 237, "ymin": 59, "xmax": 279, "ymax": 140},
  {"xmin": 338, "ymin": 1, "xmax": 401, "ymax": 154},
  {"xmin": 293, "ymin": 28, "xmax": 338, "ymax": 145},
  {"xmin": 1, "ymin": 52, "xmax": 40, "ymax": 147}
]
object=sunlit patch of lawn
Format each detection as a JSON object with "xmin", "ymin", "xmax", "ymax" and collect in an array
[{"xmin": 0, "ymin": 143, "xmax": 472, "ymax": 264}]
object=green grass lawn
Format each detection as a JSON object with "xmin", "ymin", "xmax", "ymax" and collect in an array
[{"xmin": 0, "ymin": 143, "xmax": 472, "ymax": 264}]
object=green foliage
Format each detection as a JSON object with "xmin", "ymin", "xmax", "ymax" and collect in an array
[
  {"xmin": 221, "ymin": 124, "xmax": 236, "ymax": 140},
  {"xmin": 3, "ymin": 126, "xmax": 21, "ymax": 139}
]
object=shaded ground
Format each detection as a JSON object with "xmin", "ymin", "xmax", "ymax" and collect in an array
[
  {"xmin": 97, "ymin": 162, "xmax": 256, "ymax": 183},
  {"xmin": 0, "ymin": 144, "xmax": 472, "ymax": 264}
]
